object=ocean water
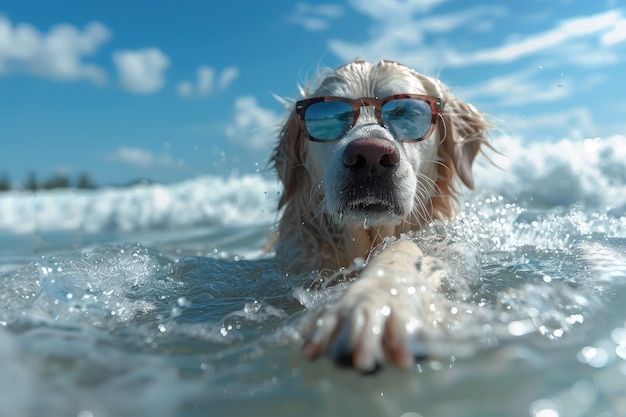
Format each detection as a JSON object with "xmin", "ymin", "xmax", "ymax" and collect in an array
[{"xmin": 1, "ymin": 135, "xmax": 626, "ymax": 417}]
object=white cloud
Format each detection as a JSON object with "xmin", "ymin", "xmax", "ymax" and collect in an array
[
  {"xmin": 457, "ymin": 67, "xmax": 569, "ymax": 107},
  {"xmin": 603, "ymin": 20, "xmax": 626, "ymax": 45},
  {"xmin": 196, "ymin": 66, "xmax": 215, "ymax": 96},
  {"xmin": 328, "ymin": 5, "xmax": 507, "ymax": 69},
  {"xmin": 347, "ymin": 0, "xmax": 444, "ymax": 18},
  {"xmin": 225, "ymin": 96, "xmax": 281, "ymax": 150},
  {"xmin": 176, "ymin": 80, "xmax": 193, "ymax": 98},
  {"xmin": 497, "ymin": 107, "xmax": 597, "ymax": 140},
  {"xmin": 113, "ymin": 48, "xmax": 170, "ymax": 94},
  {"xmin": 0, "ymin": 15, "xmax": 110, "ymax": 83},
  {"xmin": 328, "ymin": 6, "xmax": 626, "ymax": 70},
  {"xmin": 107, "ymin": 146, "xmax": 177, "ymax": 169},
  {"xmin": 217, "ymin": 66, "xmax": 239, "ymax": 90},
  {"xmin": 288, "ymin": 3, "xmax": 344, "ymax": 31},
  {"xmin": 177, "ymin": 65, "xmax": 239, "ymax": 98},
  {"xmin": 449, "ymin": 10, "xmax": 626, "ymax": 66}
]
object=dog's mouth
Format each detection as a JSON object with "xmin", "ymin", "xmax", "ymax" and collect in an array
[
  {"xmin": 348, "ymin": 199, "xmax": 394, "ymax": 214},
  {"xmin": 337, "ymin": 197, "xmax": 404, "ymax": 226}
]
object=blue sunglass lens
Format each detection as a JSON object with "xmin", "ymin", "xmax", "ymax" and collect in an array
[
  {"xmin": 304, "ymin": 101, "xmax": 354, "ymax": 141},
  {"xmin": 382, "ymin": 98, "xmax": 432, "ymax": 140}
]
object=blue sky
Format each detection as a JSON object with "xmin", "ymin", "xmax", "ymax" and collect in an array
[{"xmin": 1, "ymin": 0, "xmax": 625, "ymax": 186}]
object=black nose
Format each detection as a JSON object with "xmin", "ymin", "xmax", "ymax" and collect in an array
[{"xmin": 343, "ymin": 138, "xmax": 400, "ymax": 176}]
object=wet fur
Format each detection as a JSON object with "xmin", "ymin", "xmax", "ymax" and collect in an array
[
  {"xmin": 271, "ymin": 61, "xmax": 490, "ymax": 273},
  {"xmin": 269, "ymin": 60, "xmax": 491, "ymax": 371}
]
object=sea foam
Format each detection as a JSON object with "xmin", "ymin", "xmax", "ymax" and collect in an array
[{"xmin": 0, "ymin": 175, "xmax": 281, "ymax": 234}]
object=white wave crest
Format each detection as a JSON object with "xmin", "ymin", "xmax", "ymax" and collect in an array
[{"xmin": 0, "ymin": 175, "xmax": 280, "ymax": 234}]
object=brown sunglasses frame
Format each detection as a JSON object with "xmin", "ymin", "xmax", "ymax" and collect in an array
[{"xmin": 295, "ymin": 94, "xmax": 443, "ymax": 142}]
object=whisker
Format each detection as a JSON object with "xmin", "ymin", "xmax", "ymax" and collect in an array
[{"xmin": 408, "ymin": 172, "xmax": 444, "ymax": 226}]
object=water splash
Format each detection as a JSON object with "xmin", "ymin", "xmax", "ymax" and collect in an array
[{"xmin": 0, "ymin": 193, "xmax": 625, "ymax": 416}]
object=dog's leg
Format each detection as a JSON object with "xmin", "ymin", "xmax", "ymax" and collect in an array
[{"xmin": 302, "ymin": 240, "xmax": 445, "ymax": 372}]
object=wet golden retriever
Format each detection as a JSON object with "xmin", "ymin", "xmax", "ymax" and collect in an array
[{"xmin": 271, "ymin": 60, "xmax": 491, "ymax": 372}]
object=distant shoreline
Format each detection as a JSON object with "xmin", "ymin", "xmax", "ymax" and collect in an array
[{"xmin": 0, "ymin": 172, "xmax": 165, "ymax": 193}]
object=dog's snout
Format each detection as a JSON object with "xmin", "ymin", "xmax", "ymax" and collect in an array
[{"xmin": 343, "ymin": 138, "xmax": 400, "ymax": 175}]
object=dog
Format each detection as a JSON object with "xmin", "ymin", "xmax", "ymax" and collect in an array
[{"xmin": 270, "ymin": 60, "xmax": 491, "ymax": 372}]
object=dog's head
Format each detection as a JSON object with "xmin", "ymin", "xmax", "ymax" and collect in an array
[{"xmin": 272, "ymin": 60, "xmax": 490, "ymax": 267}]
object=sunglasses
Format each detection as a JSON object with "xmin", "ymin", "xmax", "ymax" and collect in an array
[{"xmin": 295, "ymin": 94, "xmax": 443, "ymax": 142}]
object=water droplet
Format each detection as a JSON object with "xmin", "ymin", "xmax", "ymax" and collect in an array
[
  {"xmin": 610, "ymin": 327, "xmax": 626, "ymax": 344},
  {"xmin": 616, "ymin": 344, "xmax": 626, "ymax": 360},
  {"xmin": 158, "ymin": 324, "xmax": 167, "ymax": 333},
  {"xmin": 530, "ymin": 399, "xmax": 560, "ymax": 417},
  {"xmin": 400, "ymin": 413, "xmax": 423, "ymax": 417},
  {"xmin": 380, "ymin": 305, "xmax": 391, "ymax": 317},
  {"xmin": 244, "ymin": 300, "xmax": 261, "ymax": 314},
  {"xmin": 577, "ymin": 345, "xmax": 609, "ymax": 368},
  {"xmin": 508, "ymin": 319, "xmax": 535, "ymax": 336}
]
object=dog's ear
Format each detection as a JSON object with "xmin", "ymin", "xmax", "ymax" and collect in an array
[
  {"xmin": 439, "ymin": 93, "xmax": 491, "ymax": 190},
  {"xmin": 271, "ymin": 111, "xmax": 307, "ymax": 208}
]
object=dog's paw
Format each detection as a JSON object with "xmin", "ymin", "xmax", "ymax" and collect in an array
[{"xmin": 302, "ymin": 288, "xmax": 429, "ymax": 373}]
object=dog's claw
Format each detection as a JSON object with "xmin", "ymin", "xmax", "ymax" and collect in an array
[
  {"xmin": 334, "ymin": 351, "xmax": 382, "ymax": 374},
  {"xmin": 302, "ymin": 295, "xmax": 429, "ymax": 372}
]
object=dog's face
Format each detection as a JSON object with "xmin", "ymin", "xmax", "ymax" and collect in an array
[
  {"xmin": 303, "ymin": 61, "xmax": 442, "ymax": 228},
  {"xmin": 273, "ymin": 60, "xmax": 489, "ymax": 266}
]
